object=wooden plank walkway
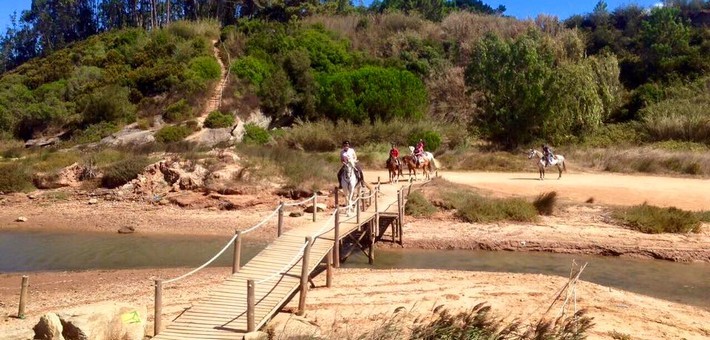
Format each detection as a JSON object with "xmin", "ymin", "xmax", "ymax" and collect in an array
[{"xmin": 153, "ymin": 183, "xmax": 408, "ymax": 340}]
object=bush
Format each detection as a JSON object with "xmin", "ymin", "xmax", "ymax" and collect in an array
[
  {"xmin": 163, "ymin": 99, "xmax": 194, "ymax": 123},
  {"xmin": 187, "ymin": 56, "xmax": 221, "ymax": 81},
  {"xmin": 533, "ymin": 191, "xmax": 557, "ymax": 215},
  {"xmin": 0, "ymin": 163, "xmax": 33, "ymax": 193},
  {"xmin": 81, "ymin": 85, "xmax": 136, "ymax": 125},
  {"xmin": 101, "ymin": 156, "xmax": 152, "ymax": 188},
  {"xmin": 203, "ymin": 111, "xmax": 235, "ymax": 128},
  {"xmin": 444, "ymin": 190, "xmax": 538, "ymax": 223},
  {"xmin": 612, "ymin": 203, "xmax": 701, "ymax": 234},
  {"xmin": 243, "ymin": 124, "xmax": 270, "ymax": 145},
  {"xmin": 154, "ymin": 125, "xmax": 192, "ymax": 143},
  {"xmin": 231, "ymin": 56, "xmax": 271, "ymax": 86},
  {"xmin": 408, "ymin": 130, "xmax": 442, "ymax": 151},
  {"xmin": 405, "ymin": 192, "xmax": 437, "ymax": 217}
]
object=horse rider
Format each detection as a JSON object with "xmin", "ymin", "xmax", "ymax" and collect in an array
[
  {"xmin": 388, "ymin": 143, "xmax": 400, "ymax": 168},
  {"xmin": 542, "ymin": 143, "xmax": 555, "ymax": 166},
  {"xmin": 337, "ymin": 140, "xmax": 364, "ymax": 189},
  {"xmin": 414, "ymin": 139, "xmax": 425, "ymax": 166}
]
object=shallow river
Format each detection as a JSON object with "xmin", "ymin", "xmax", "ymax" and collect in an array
[{"xmin": 0, "ymin": 230, "xmax": 707, "ymax": 309}]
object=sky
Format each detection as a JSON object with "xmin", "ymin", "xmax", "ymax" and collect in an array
[{"xmin": 0, "ymin": 0, "xmax": 662, "ymax": 31}]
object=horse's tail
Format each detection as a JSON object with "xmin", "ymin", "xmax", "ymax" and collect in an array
[
  {"xmin": 432, "ymin": 158, "xmax": 441, "ymax": 170},
  {"xmin": 562, "ymin": 159, "xmax": 567, "ymax": 172}
]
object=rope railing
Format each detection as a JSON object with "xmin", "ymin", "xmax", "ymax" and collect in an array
[
  {"xmin": 241, "ymin": 205, "xmax": 281, "ymax": 235},
  {"xmin": 255, "ymin": 242, "xmax": 308, "ymax": 285},
  {"xmin": 281, "ymin": 194, "xmax": 316, "ymax": 207},
  {"xmin": 163, "ymin": 233, "xmax": 238, "ymax": 284}
]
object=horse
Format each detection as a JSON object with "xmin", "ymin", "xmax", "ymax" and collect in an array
[
  {"xmin": 386, "ymin": 157, "xmax": 403, "ymax": 183},
  {"xmin": 527, "ymin": 149, "xmax": 566, "ymax": 180},
  {"xmin": 402, "ymin": 154, "xmax": 431, "ymax": 181},
  {"xmin": 339, "ymin": 160, "xmax": 361, "ymax": 216}
]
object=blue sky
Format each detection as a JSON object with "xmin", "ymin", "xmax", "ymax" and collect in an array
[{"xmin": 0, "ymin": 0, "xmax": 662, "ymax": 31}]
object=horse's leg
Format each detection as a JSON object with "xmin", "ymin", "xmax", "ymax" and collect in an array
[{"xmin": 557, "ymin": 164, "xmax": 562, "ymax": 179}]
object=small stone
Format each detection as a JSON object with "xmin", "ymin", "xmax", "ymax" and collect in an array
[
  {"xmin": 88, "ymin": 198, "xmax": 98, "ymax": 205},
  {"xmin": 304, "ymin": 203, "xmax": 327, "ymax": 213},
  {"xmin": 244, "ymin": 331, "xmax": 269, "ymax": 340},
  {"xmin": 118, "ymin": 226, "xmax": 135, "ymax": 234},
  {"xmin": 27, "ymin": 194, "xmax": 37, "ymax": 199},
  {"xmin": 16, "ymin": 216, "xmax": 28, "ymax": 222},
  {"xmin": 289, "ymin": 211, "xmax": 303, "ymax": 217},
  {"xmin": 159, "ymin": 199, "xmax": 170, "ymax": 205}
]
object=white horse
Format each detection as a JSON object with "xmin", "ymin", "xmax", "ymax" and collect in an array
[
  {"xmin": 339, "ymin": 160, "xmax": 360, "ymax": 216},
  {"xmin": 528, "ymin": 149, "xmax": 566, "ymax": 180}
]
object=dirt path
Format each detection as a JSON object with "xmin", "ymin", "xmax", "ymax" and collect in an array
[
  {"xmin": 370, "ymin": 170, "xmax": 710, "ymax": 210},
  {"xmin": 193, "ymin": 40, "xmax": 228, "ymax": 128}
]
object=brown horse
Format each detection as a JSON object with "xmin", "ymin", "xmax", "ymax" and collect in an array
[
  {"xmin": 402, "ymin": 154, "xmax": 430, "ymax": 181},
  {"xmin": 386, "ymin": 157, "xmax": 403, "ymax": 183}
]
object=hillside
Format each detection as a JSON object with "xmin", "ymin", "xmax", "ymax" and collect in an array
[{"xmin": 0, "ymin": 2, "xmax": 709, "ymax": 195}]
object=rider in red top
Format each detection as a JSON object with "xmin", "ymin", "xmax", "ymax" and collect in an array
[
  {"xmin": 388, "ymin": 143, "xmax": 400, "ymax": 168},
  {"xmin": 414, "ymin": 139, "xmax": 425, "ymax": 165}
]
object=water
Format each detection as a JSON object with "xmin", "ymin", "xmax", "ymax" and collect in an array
[
  {"xmin": 1, "ymin": 231, "xmax": 707, "ymax": 309},
  {"xmin": 343, "ymin": 248, "xmax": 710, "ymax": 310},
  {"xmin": 0, "ymin": 230, "xmax": 265, "ymax": 272}
]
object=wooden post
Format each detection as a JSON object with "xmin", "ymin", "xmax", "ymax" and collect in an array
[
  {"xmin": 233, "ymin": 230, "xmax": 242, "ymax": 274},
  {"xmin": 326, "ymin": 251, "xmax": 333, "ymax": 288},
  {"xmin": 368, "ymin": 221, "xmax": 375, "ymax": 264},
  {"xmin": 359, "ymin": 187, "xmax": 365, "ymax": 212},
  {"xmin": 333, "ymin": 187, "xmax": 340, "ymax": 268},
  {"xmin": 18, "ymin": 275, "xmax": 28, "ymax": 319},
  {"xmin": 399, "ymin": 190, "xmax": 404, "ymax": 245},
  {"xmin": 374, "ymin": 184, "xmax": 379, "ymax": 239},
  {"xmin": 393, "ymin": 189, "xmax": 400, "ymax": 243},
  {"xmin": 297, "ymin": 237, "xmax": 313, "ymax": 316},
  {"xmin": 247, "ymin": 279, "xmax": 255, "ymax": 332},
  {"xmin": 356, "ymin": 190, "xmax": 361, "ymax": 225},
  {"xmin": 312, "ymin": 193, "xmax": 317, "ymax": 222},
  {"xmin": 277, "ymin": 202, "xmax": 284, "ymax": 237},
  {"xmin": 154, "ymin": 279, "xmax": 162, "ymax": 336}
]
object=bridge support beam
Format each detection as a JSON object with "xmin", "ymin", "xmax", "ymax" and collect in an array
[
  {"xmin": 298, "ymin": 237, "xmax": 313, "ymax": 316},
  {"xmin": 326, "ymin": 251, "xmax": 333, "ymax": 288},
  {"xmin": 312, "ymin": 193, "xmax": 317, "ymax": 222}
]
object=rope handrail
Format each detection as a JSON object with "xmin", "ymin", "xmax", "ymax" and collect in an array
[
  {"xmin": 241, "ymin": 205, "xmax": 281, "ymax": 235},
  {"xmin": 312, "ymin": 209, "xmax": 338, "ymax": 239},
  {"xmin": 281, "ymin": 194, "xmax": 316, "ymax": 207},
  {"xmin": 163, "ymin": 232, "xmax": 239, "ymax": 284},
  {"xmin": 255, "ymin": 242, "xmax": 308, "ymax": 285},
  {"xmin": 360, "ymin": 188, "xmax": 378, "ymax": 200}
]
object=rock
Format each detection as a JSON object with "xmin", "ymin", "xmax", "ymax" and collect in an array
[
  {"xmin": 289, "ymin": 211, "xmax": 303, "ymax": 217},
  {"xmin": 304, "ymin": 203, "xmax": 327, "ymax": 213},
  {"xmin": 243, "ymin": 331, "xmax": 269, "ymax": 340},
  {"xmin": 118, "ymin": 226, "xmax": 135, "ymax": 234},
  {"xmin": 16, "ymin": 216, "xmax": 28, "ymax": 222},
  {"xmin": 33, "ymin": 163, "xmax": 86, "ymax": 189},
  {"xmin": 100, "ymin": 127, "xmax": 155, "ymax": 147},
  {"xmin": 186, "ymin": 128, "xmax": 234, "ymax": 147},
  {"xmin": 25, "ymin": 137, "xmax": 60, "ymax": 148},
  {"xmin": 88, "ymin": 198, "xmax": 98, "ymax": 205},
  {"xmin": 58, "ymin": 302, "xmax": 146, "ymax": 340},
  {"xmin": 33, "ymin": 313, "xmax": 65, "ymax": 340}
]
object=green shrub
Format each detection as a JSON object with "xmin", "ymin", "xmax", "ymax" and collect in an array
[
  {"xmin": 81, "ymin": 85, "xmax": 136, "ymax": 125},
  {"xmin": 243, "ymin": 124, "xmax": 270, "ymax": 145},
  {"xmin": 0, "ymin": 163, "xmax": 33, "ymax": 193},
  {"xmin": 163, "ymin": 99, "xmax": 193, "ymax": 123},
  {"xmin": 405, "ymin": 192, "xmax": 437, "ymax": 217},
  {"xmin": 101, "ymin": 156, "xmax": 152, "ymax": 188},
  {"xmin": 533, "ymin": 191, "xmax": 557, "ymax": 216},
  {"xmin": 204, "ymin": 111, "xmax": 235, "ymax": 128},
  {"xmin": 32, "ymin": 150, "xmax": 81, "ymax": 172},
  {"xmin": 187, "ymin": 56, "xmax": 221, "ymax": 81},
  {"xmin": 154, "ymin": 125, "xmax": 192, "ymax": 143},
  {"xmin": 408, "ymin": 130, "xmax": 442, "ymax": 151},
  {"xmin": 295, "ymin": 28, "xmax": 351, "ymax": 72},
  {"xmin": 317, "ymin": 66, "xmax": 428, "ymax": 123},
  {"xmin": 231, "ymin": 56, "xmax": 271, "ymax": 86},
  {"xmin": 612, "ymin": 203, "xmax": 701, "ymax": 234},
  {"xmin": 70, "ymin": 122, "xmax": 120, "ymax": 144},
  {"xmin": 444, "ymin": 191, "xmax": 538, "ymax": 223},
  {"xmin": 695, "ymin": 211, "xmax": 710, "ymax": 222}
]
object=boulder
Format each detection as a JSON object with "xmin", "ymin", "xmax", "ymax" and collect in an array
[
  {"xmin": 304, "ymin": 203, "xmax": 327, "ymax": 213},
  {"xmin": 33, "ymin": 163, "xmax": 86, "ymax": 189},
  {"xmin": 118, "ymin": 226, "xmax": 135, "ymax": 234},
  {"xmin": 88, "ymin": 198, "xmax": 98, "ymax": 205},
  {"xmin": 187, "ymin": 127, "xmax": 234, "ymax": 147},
  {"xmin": 100, "ymin": 127, "xmax": 155, "ymax": 147},
  {"xmin": 25, "ymin": 137, "xmax": 60, "ymax": 148},
  {"xmin": 58, "ymin": 302, "xmax": 146, "ymax": 340},
  {"xmin": 33, "ymin": 313, "xmax": 64, "ymax": 340},
  {"xmin": 289, "ymin": 211, "xmax": 303, "ymax": 217},
  {"xmin": 16, "ymin": 216, "xmax": 28, "ymax": 222}
]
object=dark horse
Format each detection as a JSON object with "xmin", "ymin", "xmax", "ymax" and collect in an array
[{"xmin": 386, "ymin": 157, "xmax": 402, "ymax": 183}]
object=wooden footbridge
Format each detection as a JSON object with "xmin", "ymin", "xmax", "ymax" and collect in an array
[{"xmin": 152, "ymin": 178, "xmax": 425, "ymax": 340}]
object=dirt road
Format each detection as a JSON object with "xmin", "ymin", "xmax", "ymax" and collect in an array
[{"xmin": 369, "ymin": 170, "xmax": 710, "ymax": 211}]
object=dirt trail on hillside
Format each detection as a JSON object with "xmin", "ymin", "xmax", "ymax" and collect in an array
[
  {"xmin": 194, "ymin": 40, "xmax": 228, "ymax": 127},
  {"xmin": 369, "ymin": 170, "xmax": 710, "ymax": 211}
]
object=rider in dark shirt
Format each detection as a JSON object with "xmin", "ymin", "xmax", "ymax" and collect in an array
[{"xmin": 542, "ymin": 144, "xmax": 554, "ymax": 166}]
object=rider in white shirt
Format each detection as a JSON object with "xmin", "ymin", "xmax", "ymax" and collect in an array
[{"xmin": 337, "ymin": 140, "xmax": 364, "ymax": 189}]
